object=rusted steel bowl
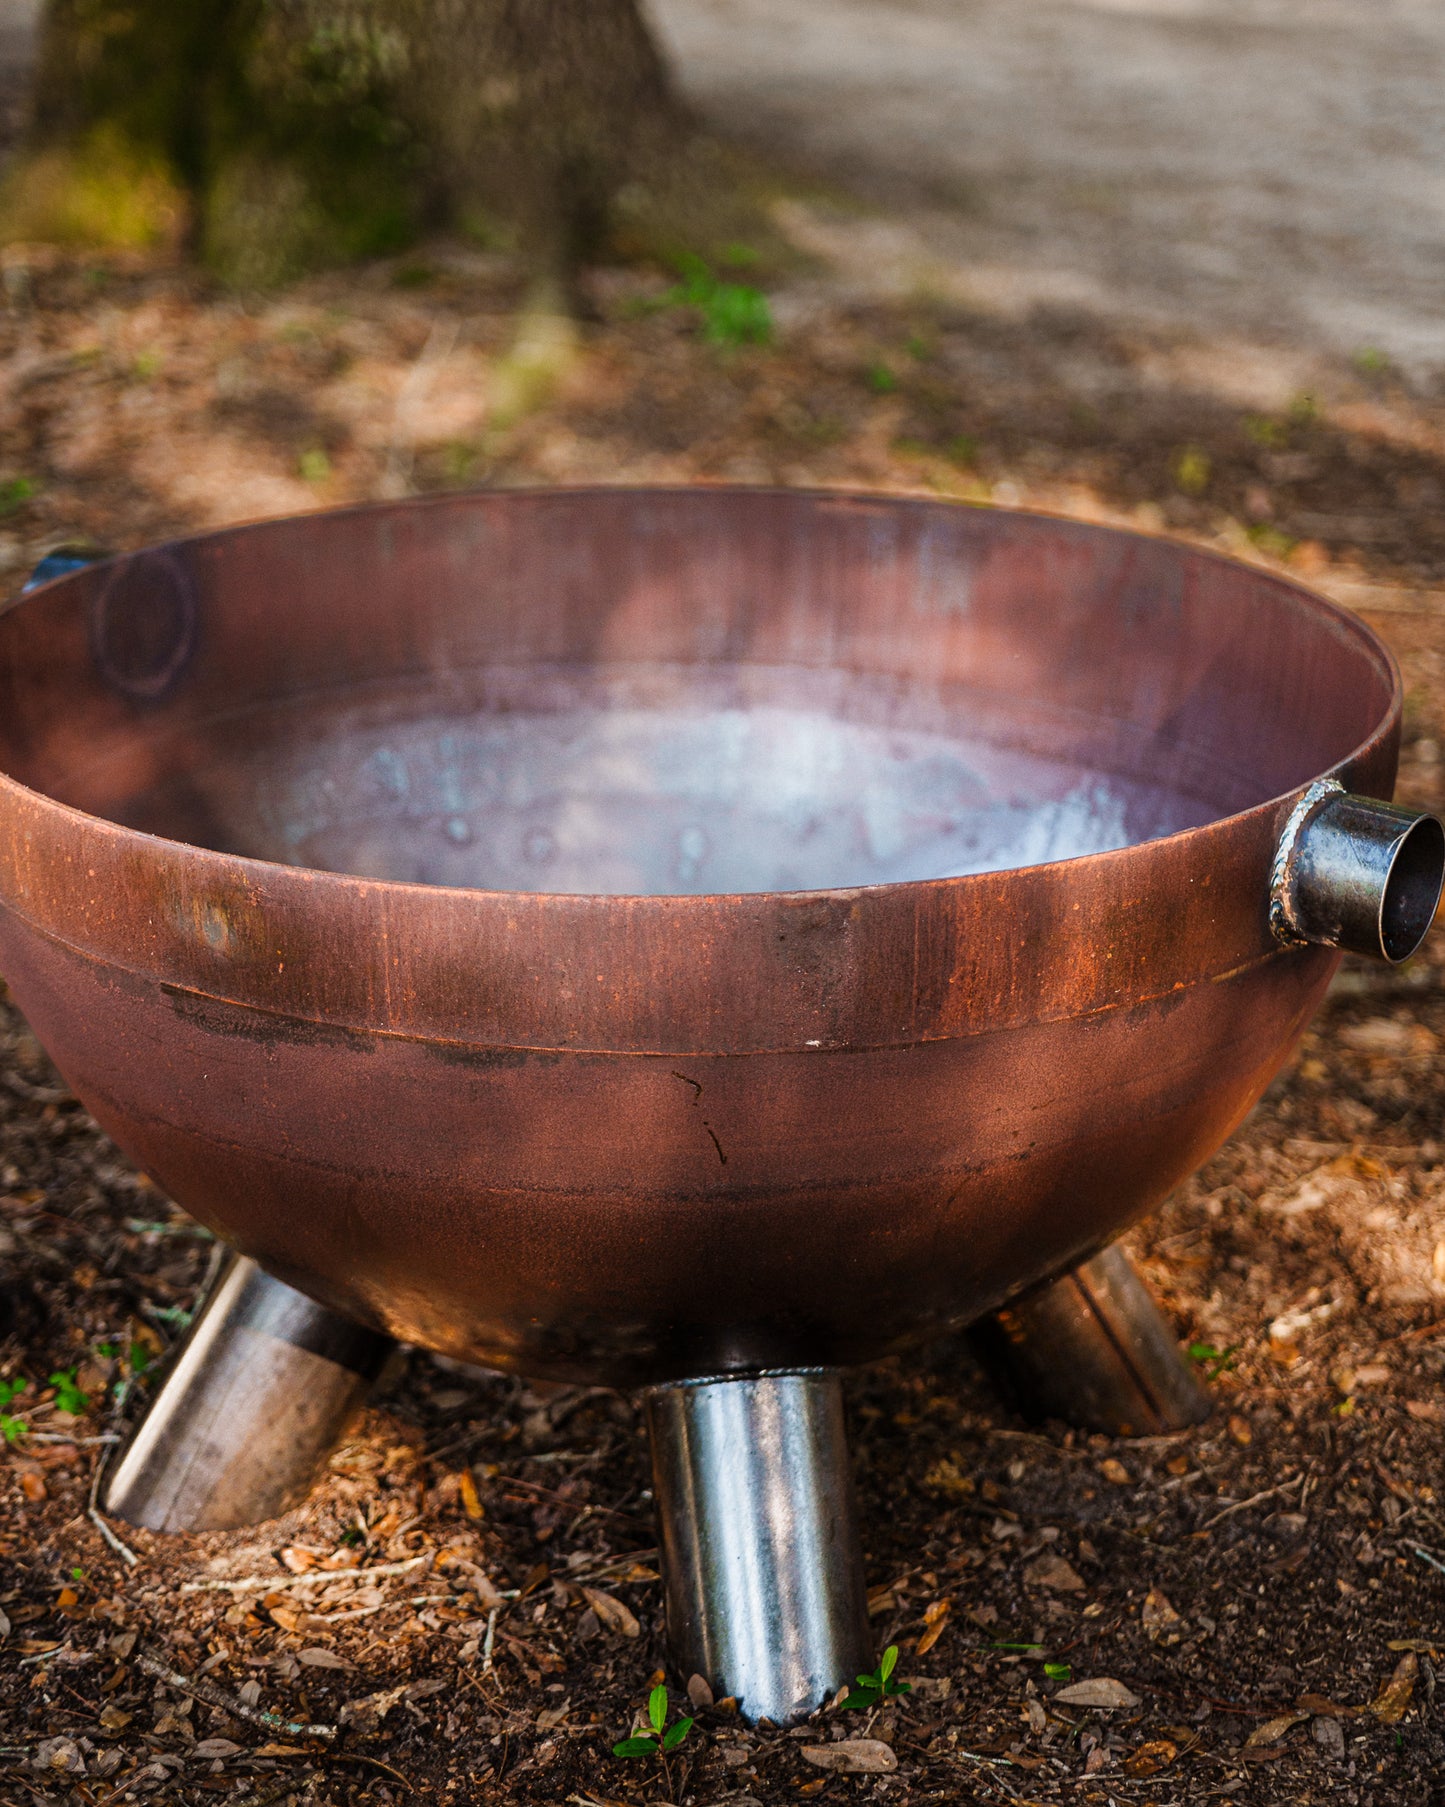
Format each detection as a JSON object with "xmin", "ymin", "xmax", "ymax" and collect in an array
[{"xmin": 0, "ymin": 489, "xmax": 1407, "ymax": 1384}]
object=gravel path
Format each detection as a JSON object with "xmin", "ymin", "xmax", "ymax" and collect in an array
[{"xmin": 651, "ymin": 0, "xmax": 1445, "ymax": 372}]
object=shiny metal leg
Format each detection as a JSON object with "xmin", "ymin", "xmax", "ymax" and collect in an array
[
  {"xmin": 645, "ymin": 1370, "xmax": 872, "ymax": 1726},
  {"xmin": 971, "ymin": 1243, "xmax": 1210, "ymax": 1437},
  {"xmin": 102, "ymin": 1255, "xmax": 395, "ymax": 1531}
]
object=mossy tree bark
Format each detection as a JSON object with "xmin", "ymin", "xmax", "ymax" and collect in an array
[{"xmin": 13, "ymin": 0, "xmax": 690, "ymax": 286}]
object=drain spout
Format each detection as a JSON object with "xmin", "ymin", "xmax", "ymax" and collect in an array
[{"xmin": 1271, "ymin": 782, "xmax": 1444, "ymax": 964}]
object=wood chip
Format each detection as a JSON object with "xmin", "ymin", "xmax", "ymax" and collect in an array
[
  {"xmin": 1370, "ymin": 1652, "xmax": 1417, "ymax": 1724},
  {"xmin": 1098, "ymin": 1457, "xmax": 1131, "ymax": 1485},
  {"xmin": 296, "ymin": 1646, "xmax": 351, "ymax": 1670},
  {"xmin": 459, "ymin": 1467, "xmax": 486, "ymax": 1521},
  {"xmin": 1141, "ymin": 1588, "xmax": 1182, "ymax": 1641},
  {"xmin": 799, "ymin": 1738, "xmax": 898, "ymax": 1774},
  {"xmin": 916, "ymin": 1598, "xmax": 951, "ymax": 1656},
  {"xmin": 1123, "ymin": 1738, "xmax": 1177, "ymax": 1778}
]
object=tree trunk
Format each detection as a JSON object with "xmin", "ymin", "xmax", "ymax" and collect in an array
[{"xmin": 9, "ymin": 0, "xmax": 690, "ymax": 286}]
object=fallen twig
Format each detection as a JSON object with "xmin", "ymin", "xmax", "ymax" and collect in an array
[
  {"xmin": 138, "ymin": 1652, "xmax": 338, "ymax": 1742},
  {"xmin": 86, "ymin": 1448, "xmax": 139, "ymax": 1568},
  {"xmin": 1197, "ymin": 1477, "xmax": 1301, "ymax": 1532},
  {"xmin": 180, "ymin": 1554, "xmax": 429, "ymax": 1595}
]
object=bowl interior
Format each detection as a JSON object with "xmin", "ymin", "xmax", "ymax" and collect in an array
[{"xmin": 0, "ymin": 490, "xmax": 1395, "ymax": 897}]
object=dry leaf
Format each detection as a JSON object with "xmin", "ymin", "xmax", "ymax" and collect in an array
[
  {"xmin": 1023, "ymin": 1553, "xmax": 1085, "ymax": 1593},
  {"xmin": 1123, "ymin": 1739, "xmax": 1177, "ymax": 1778},
  {"xmin": 281, "ymin": 1545, "xmax": 319, "ymax": 1574},
  {"xmin": 1244, "ymin": 1711, "xmax": 1309, "ymax": 1749},
  {"xmin": 20, "ymin": 1471, "xmax": 47, "ymax": 1503},
  {"xmin": 0, "ymin": 1606, "xmax": 10, "ymax": 1642},
  {"xmin": 1098, "ymin": 1458, "xmax": 1131, "ymax": 1485},
  {"xmin": 268, "ymin": 1604, "xmax": 305, "ymax": 1634},
  {"xmin": 1141, "ymin": 1588, "xmax": 1182, "ymax": 1641},
  {"xmin": 296, "ymin": 1646, "xmax": 351, "ymax": 1669},
  {"xmin": 1405, "ymin": 1400, "xmax": 1445, "ymax": 1424},
  {"xmin": 579, "ymin": 1587, "xmax": 640, "ymax": 1639},
  {"xmin": 800, "ymin": 1739, "xmax": 897, "ymax": 1774},
  {"xmin": 33, "ymin": 1737, "xmax": 85, "ymax": 1774},
  {"xmin": 687, "ymin": 1673, "xmax": 714, "ymax": 1709},
  {"xmin": 98, "ymin": 1706, "xmax": 132, "ymax": 1731},
  {"xmin": 193, "ymin": 1738, "xmax": 242, "ymax": 1758},
  {"xmin": 916, "ymin": 1598, "xmax": 951, "ymax": 1656},
  {"xmin": 459, "ymin": 1468, "xmax": 486, "ymax": 1521},
  {"xmin": 1370, "ymin": 1652, "xmax": 1417, "ymax": 1724},
  {"xmin": 1054, "ymin": 1678, "xmax": 1141, "ymax": 1710},
  {"xmin": 1300, "ymin": 1684, "xmax": 1358, "ymax": 1713}
]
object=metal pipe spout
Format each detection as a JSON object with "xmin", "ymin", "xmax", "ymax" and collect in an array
[
  {"xmin": 645, "ymin": 1369, "xmax": 872, "ymax": 1725},
  {"xmin": 1271, "ymin": 781, "xmax": 1444, "ymax": 964}
]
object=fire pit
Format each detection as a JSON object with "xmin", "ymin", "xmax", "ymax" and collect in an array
[{"xmin": 0, "ymin": 488, "xmax": 1438, "ymax": 1722}]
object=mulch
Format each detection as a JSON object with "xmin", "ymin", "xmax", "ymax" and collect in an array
[{"xmin": 2, "ymin": 230, "xmax": 1445, "ymax": 1807}]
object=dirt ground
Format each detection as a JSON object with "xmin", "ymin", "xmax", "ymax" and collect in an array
[{"xmin": 2, "ymin": 31, "xmax": 1445, "ymax": 1798}]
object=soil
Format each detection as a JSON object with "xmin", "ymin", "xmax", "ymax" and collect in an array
[{"xmin": 3, "ymin": 29, "xmax": 1445, "ymax": 1804}]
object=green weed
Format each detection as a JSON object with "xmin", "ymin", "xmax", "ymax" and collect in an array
[
  {"xmin": 612, "ymin": 1683, "xmax": 694, "ymax": 1760},
  {"xmin": 48, "ymin": 1368, "xmax": 89, "ymax": 1416},
  {"xmin": 0, "ymin": 1376, "xmax": 29, "ymax": 1445},
  {"xmin": 840, "ymin": 1644, "xmax": 912, "ymax": 1712},
  {"xmin": 660, "ymin": 255, "xmax": 772, "ymax": 348}
]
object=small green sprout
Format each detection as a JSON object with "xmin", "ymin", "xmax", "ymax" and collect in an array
[
  {"xmin": 1044, "ymin": 1661, "xmax": 1071, "ymax": 1681},
  {"xmin": 128, "ymin": 1341, "xmax": 154, "ymax": 1375},
  {"xmin": 0, "ymin": 1375, "xmax": 29, "ymax": 1444},
  {"xmin": 1188, "ymin": 1341, "xmax": 1238, "ymax": 1381},
  {"xmin": 49, "ymin": 1368, "xmax": 89, "ymax": 1416},
  {"xmin": 840, "ymin": 1644, "xmax": 912, "ymax": 1711},
  {"xmin": 612, "ymin": 1683, "xmax": 694, "ymax": 1759},
  {"xmin": 298, "ymin": 448, "xmax": 332, "ymax": 484},
  {"xmin": 865, "ymin": 360, "xmax": 898, "ymax": 394},
  {"xmin": 70, "ymin": 1566, "xmax": 86, "ymax": 1583}
]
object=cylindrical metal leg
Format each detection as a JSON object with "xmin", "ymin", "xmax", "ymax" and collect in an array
[
  {"xmin": 971, "ymin": 1244, "xmax": 1210, "ymax": 1436},
  {"xmin": 645, "ymin": 1369, "xmax": 871, "ymax": 1726},
  {"xmin": 102, "ymin": 1255, "xmax": 395, "ymax": 1531}
]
